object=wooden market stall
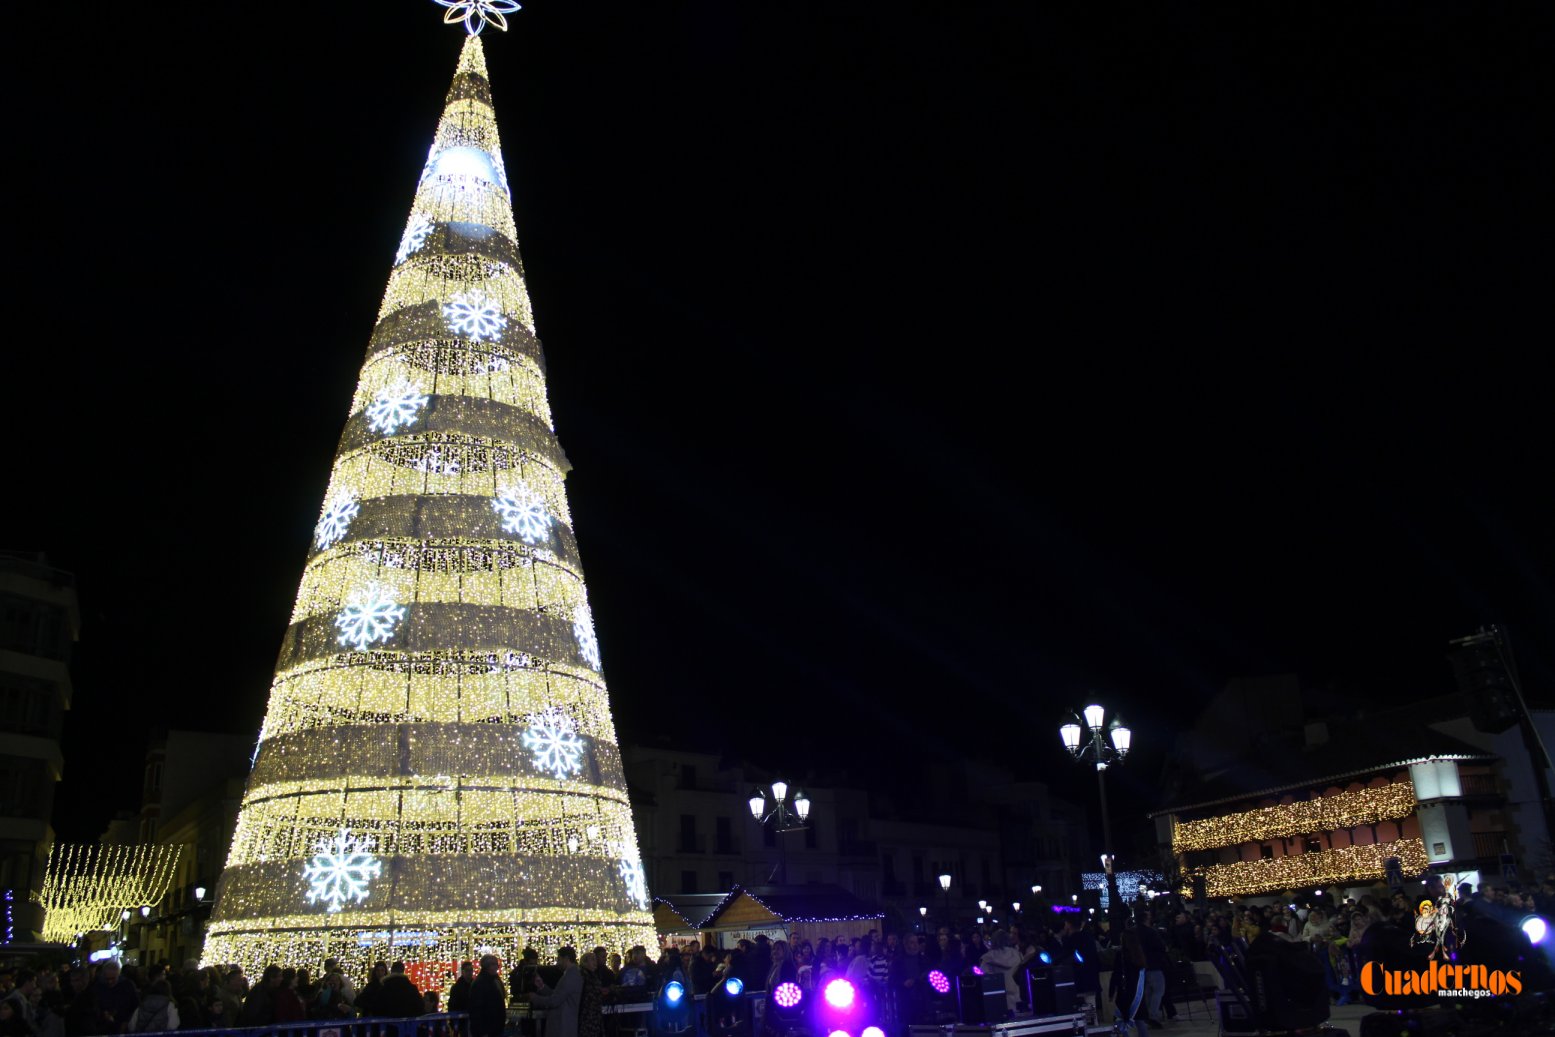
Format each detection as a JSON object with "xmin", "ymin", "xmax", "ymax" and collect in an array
[{"xmin": 698, "ymin": 884, "xmax": 884, "ymax": 949}]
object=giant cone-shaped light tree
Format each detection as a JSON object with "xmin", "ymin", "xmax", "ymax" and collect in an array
[{"xmin": 204, "ymin": 13, "xmax": 655, "ymax": 974}]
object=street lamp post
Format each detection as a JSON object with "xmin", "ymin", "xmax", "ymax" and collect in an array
[
  {"xmin": 748, "ymin": 780, "xmax": 812, "ymax": 884},
  {"xmin": 1060, "ymin": 704, "xmax": 1131, "ymax": 922},
  {"xmin": 938, "ymin": 872, "xmax": 952, "ymax": 928}
]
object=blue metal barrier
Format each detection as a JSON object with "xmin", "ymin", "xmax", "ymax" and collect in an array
[{"xmin": 131, "ymin": 1012, "xmax": 470, "ymax": 1037}]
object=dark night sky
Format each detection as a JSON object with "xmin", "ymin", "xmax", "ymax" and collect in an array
[{"xmin": 8, "ymin": 3, "xmax": 1552, "ymax": 848}]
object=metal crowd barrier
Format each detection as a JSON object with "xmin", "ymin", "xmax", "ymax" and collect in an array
[{"xmin": 131, "ymin": 1012, "xmax": 471, "ymax": 1037}]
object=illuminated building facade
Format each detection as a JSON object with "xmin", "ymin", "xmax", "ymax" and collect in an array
[
  {"xmin": 203, "ymin": 33, "xmax": 654, "ymax": 973},
  {"xmin": 0, "ymin": 552, "xmax": 78, "ymax": 947},
  {"xmin": 1153, "ymin": 677, "xmax": 1520, "ymax": 900}
]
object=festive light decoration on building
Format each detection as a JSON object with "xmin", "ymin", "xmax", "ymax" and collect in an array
[
  {"xmin": 333, "ymin": 581, "xmax": 407, "ymax": 650},
  {"xmin": 202, "ymin": 28, "xmax": 654, "ymax": 974},
  {"xmin": 522, "ymin": 707, "xmax": 584, "ymax": 780},
  {"xmin": 314, "ymin": 489, "xmax": 361, "ymax": 549},
  {"xmin": 434, "ymin": 0, "xmax": 521, "ymax": 36},
  {"xmin": 1080, "ymin": 869, "xmax": 1163, "ymax": 910},
  {"xmin": 1186, "ymin": 837, "xmax": 1429, "ymax": 899},
  {"xmin": 493, "ymin": 479, "xmax": 552, "ymax": 542},
  {"xmin": 39, "ymin": 844, "xmax": 182, "ymax": 944},
  {"xmin": 365, "ymin": 378, "xmax": 431, "ymax": 434},
  {"xmin": 302, "ymin": 829, "xmax": 383, "ymax": 913},
  {"xmin": 1172, "ymin": 781, "xmax": 1418, "ymax": 854}
]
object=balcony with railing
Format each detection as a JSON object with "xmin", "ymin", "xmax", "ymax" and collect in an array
[{"xmin": 1472, "ymin": 831, "xmax": 1510, "ymax": 859}]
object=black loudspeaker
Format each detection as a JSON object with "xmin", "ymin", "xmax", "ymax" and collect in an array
[
  {"xmin": 1024, "ymin": 964, "xmax": 1075, "ymax": 1016},
  {"xmin": 958, "ymin": 972, "xmax": 1008, "ymax": 1023},
  {"xmin": 1244, "ymin": 939, "xmax": 1328, "ymax": 1030},
  {"xmin": 1452, "ymin": 642, "xmax": 1518, "ymax": 733}
]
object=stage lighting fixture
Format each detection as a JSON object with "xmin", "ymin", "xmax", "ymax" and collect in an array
[
  {"xmin": 862, "ymin": 1027, "xmax": 885, "ymax": 1037},
  {"xmin": 1074, "ymin": 950, "xmax": 1085, "ymax": 964},
  {"xmin": 972, "ymin": 966, "xmax": 985, "ymax": 976},
  {"xmin": 1038, "ymin": 950, "xmax": 1052, "ymax": 965},
  {"xmin": 827, "ymin": 1031, "xmax": 850, "ymax": 1037},
  {"xmin": 927, "ymin": 970, "xmax": 951, "ymax": 995},
  {"xmin": 724, "ymin": 977, "xmax": 744, "ymax": 997},
  {"xmin": 772, "ymin": 982, "xmax": 802, "ymax": 1009},
  {"xmin": 663, "ymin": 981, "xmax": 684, "ymax": 1005},
  {"xmin": 824, "ymin": 979, "xmax": 856, "ymax": 1009},
  {"xmin": 1523, "ymin": 916, "xmax": 1549, "ymax": 945}
]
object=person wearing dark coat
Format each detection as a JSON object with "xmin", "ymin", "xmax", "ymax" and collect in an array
[
  {"xmin": 1061, "ymin": 919, "xmax": 1101, "ymax": 1005},
  {"xmin": 528, "ymin": 949, "xmax": 581, "ymax": 1037},
  {"xmin": 577, "ymin": 955, "xmax": 604, "ymax": 1037},
  {"xmin": 376, "ymin": 969, "xmax": 425, "ymax": 1019},
  {"xmin": 62, "ymin": 969, "xmax": 101, "ymax": 1037},
  {"xmin": 447, "ymin": 963, "xmax": 474, "ymax": 1014},
  {"xmin": 1109, "ymin": 931, "xmax": 1149, "ymax": 1036},
  {"xmin": 467, "ymin": 957, "xmax": 507, "ymax": 1037},
  {"xmin": 238, "ymin": 967, "xmax": 282, "ymax": 1028},
  {"xmin": 90, "ymin": 964, "xmax": 139, "ymax": 1034}
]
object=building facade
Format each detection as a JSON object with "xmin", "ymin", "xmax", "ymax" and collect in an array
[{"xmin": 0, "ymin": 552, "xmax": 78, "ymax": 947}]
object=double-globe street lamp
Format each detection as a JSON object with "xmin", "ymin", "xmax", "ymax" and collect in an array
[
  {"xmin": 748, "ymin": 780, "xmax": 811, "ymax": 884},
  {"xmin": 1060, "ymin": 703, "xmax": 1132, "ymax": 921}
]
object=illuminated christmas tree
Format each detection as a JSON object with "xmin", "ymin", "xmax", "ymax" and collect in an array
[{"xmin": 203, "ymin": 6, "xmax": 655, "ymax": 974}]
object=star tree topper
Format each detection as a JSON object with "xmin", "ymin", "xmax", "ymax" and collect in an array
[{"xmin": 435, "ymin": 0, "xmax": 521, "ymax": 35}]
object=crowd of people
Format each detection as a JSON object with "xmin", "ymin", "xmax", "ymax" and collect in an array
[{"xmin": 4, "ymin": 878, "xmax": 1549, "ymax": 1037}]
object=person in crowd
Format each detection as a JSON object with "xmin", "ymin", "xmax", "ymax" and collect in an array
[
  {"xmin": 447, "ymin": 962, "xmax": 474, "ymax": 1014},
  {"xmin": 172, "ymin": 972, "xmax": 207, "ymax": 1031},
  {"xmin": 423, "ymin": 991, "xmax": 440, "ymax": 1014},
  {"xmin": 867, "ymin": 937, "xmax": 891, "ymax": 1002},
  {"xmin": 271, "ymin": 969, "xmax": 305, "ymax": 1024},
  {"xmin": 590, "ymin": 948, "xmax": 615, "ymax": 989},
  {"xmin": 0, "ymin": 1000, "xmax": 29, "ymax": 1037},
  {"xmin": 468, "ymin": 956, "xmax": 507, "ymax": 1037},
  {"xmin": 978, "ymin": 931, "xmax": 1023, "ymax": 1017},
  {"xmin": 814, "ymin": 939, "xmax": 832, "ymax": 976},
  {"xmin": 308, "ymin": 973, "xmax": 350, "ymax": 1020},
  {"xmin": 1062, "ymin": 916, "xmax": 1101, "ymax": 1013},
  {"xmin": 321, "ymin": 960, "xmax": 355, "ymax": 1006},
  {"xmin": 890, "ymin": 934, "xmax": 925, "ymax": 1024},
  {"xmin": 507, "ymin": 949, "xmax": 539, "ymax": 1003},
  {"xmin": 377, "ymin": 963, "xmax": 424, "ymax": 1018},
  {"xmin": 1110, "ymin": 930, "xmax": 1149, "ymax": 1036},
  {"xmin": 792, "ymin": 944, "xmax": 814, "ymax": 992},
  {"xmin": 125, "ymin": 980, "xmax": 177, "ymax": 1034},
  {"xmin": 91, "ymin": 963, "xmax": 139, "ymax": 1035},
  {"xmin": 529, "ymin": 948, "xmax": 581, "ymax": 1037},
  {"xmin": 354, "ymin": 962, "xmax": 389, "ymax": 1017},
  {"xmin": 1135, "ymin": 915, "xmax": 1171, "ymax": 1027},
  {"xmin": 62, "ymin": 967, "xmax": 100, "ymax": 1037},
  {"xmin": 935, "ymin": 932, "xmax": 964, "ymax": 978},
  {"xmin": 691, "ymin": 945, "xmax": 718, "ymax": 996},
  {"xmin": 766, "ymin": 941, "xmax": 797, "ymax": 993},
  {"xmin": 2, "ymin": 970, "xmax": 39, "ymax": 1037},
  {"xmin": 237, "ymin": 966, "xmax": 281, "ymax": 1028},
  {"xmin": 577, "ymin": 954, "xmax": 603, "ymax": 1037}
]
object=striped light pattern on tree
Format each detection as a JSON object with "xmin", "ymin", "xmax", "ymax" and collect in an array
[{"xmin": 203, "ymin": 36, "xmax": 654, "ymax": 975}]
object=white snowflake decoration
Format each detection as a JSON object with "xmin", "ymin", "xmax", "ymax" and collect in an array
[
  {"xmin": 443, "ymin": 292, "xmax": 507, "ymax": 342},
  {"xmin": 314, "ymin": 489, "xmax": 360, "ymax": 550},
  {"xmin": 366, "ymin": 378, "xmax": 430, "ymax": 434},
  {"xmin": 435, "ymin": 0, "xmax": 522, "ymax": 35},
  {"xmin": 395, "ymin": 214, "xmax": 433, "ymax": 265},
  {"xmin": 620, "ymin": 857, "xmax": 649, "ymax": 909},
  {"xmin": 335, "ymin": 582, "xmax": 407, "ymax": 651},
  {"xmin": 493, "ymin": 480, "xmax": 552, "ymax": 543},
  {"xmin": 522, "ymin": 707, "xmax": 584, "ymax": 780},
  {"xmin": 572, "ymin": 605, "xmax": 601, "ymax": 670},
  {"xmin": 302, "ymin": 828, "xmax": 382, "ymax": 913}
]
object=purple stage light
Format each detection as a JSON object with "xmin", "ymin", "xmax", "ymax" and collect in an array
[
  {"xmin": 972, "ymin": 966, "xmax": 985, "ymax": 976},
  {"xmin": 862, "ymin": 1027, "xmax": 885, "ymax": 1037},
  {"xmin": 772, "ymin": 982, "xmax": 803, "ymax": 1008},
  {"xmin": 827, "ymin": 1031, "xmax": 850, "ymax": 1037},
  {"xmin": 927, "ymin": 970, "xmax": 950, "ymax": 994},
  {"xmin": 824, "ymin": 979, "xmax": 857, "ymax": 1009}
]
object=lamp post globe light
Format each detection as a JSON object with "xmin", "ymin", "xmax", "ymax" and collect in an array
[
  {"xmin": 938, "ymin": 872, "xmax": 952, "ymax": 927},
  {"xmin": 1060, "ymin": 702, "xmax": 1132, "ymax": 920},
  {"xmin": 748, "ymin": 780, "xmax": 812, "ymax": 884}
]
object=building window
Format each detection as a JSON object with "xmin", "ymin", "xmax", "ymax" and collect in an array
[
  {"xmin": 715, "ymin": 816, "xmax": 733, "ymax": 854},
  {"xmin": 1305, "ymin": 837, "xmax": 1322, "ymax": 854},
  {"xmin": 804, "ymin": 824, "xmax": 817, "ymax": 849},
  {"xmin": 1260, "ymin": 845, "xmax": 1274, "ymax": 859},
  {"xmin": 681, "ymin": 870, "xmax": 698, "ymax": 894},
  {"xmin": 679, "ymin": 814, "xmax": 698, "ymax": 853},
  {"xmin": 763, "ymin": 825, "xmax": 775, "ymax": 848},
  {"xmin": 680, "ymin": 764, "xmax": 697, "ymax": 789}
]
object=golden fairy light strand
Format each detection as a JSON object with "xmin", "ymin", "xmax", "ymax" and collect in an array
[
  {"xmin": 1185, "ymin": 837, "xmax": 1429, "ymax": 899},
  {"xmin": 1172, "ymin": 781, "xmax": 1418, "ymax": 854},
  {"xmin": 40, "ymin": 844, "xmax": 183, "ymax": 943}
]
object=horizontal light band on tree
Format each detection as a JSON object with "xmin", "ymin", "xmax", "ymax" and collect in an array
[
  {"xmin": 1187, "ymin": 837, "xmax": 1429, "ymax": 899},
  {"xmin": 1172, "ymin": 780, "xmax": 1417, "ymax": 854}
]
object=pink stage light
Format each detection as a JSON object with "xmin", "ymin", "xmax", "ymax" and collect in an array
[
  {"xmin": 824, "ymin": 979, "xmax": 857, "ymax": 1010},
  {"xmin": 927, "ymin": 970, "xmax": 951, "ymax": 994},
  {"xmin": 772, "ymin": 982, "xmax": 803, "ymax": 1008}
]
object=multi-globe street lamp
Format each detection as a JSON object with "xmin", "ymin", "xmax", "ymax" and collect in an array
[
  {"xmin": 748, "ymin": 780, "xmax": 811, "ymax": 884},
  {"xmin": 1060, "ymin": 703, "xmax": 1132, "ymax": 918}
]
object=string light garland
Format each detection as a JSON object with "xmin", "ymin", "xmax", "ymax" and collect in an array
[
  {"xmin": 1186, "ymin": 837, "xmax": 1429, "ymax": 899},
  {"xmin": 203, "ymin": 31, "xmax": 653, "ymax": 975},
  {"xmin": 1172, "ymin": 781, "xmax": 1417, "ymax": 854},
  {"xmin": 40, "ymin": 844, "xmax": 182, "ymax": 943}
]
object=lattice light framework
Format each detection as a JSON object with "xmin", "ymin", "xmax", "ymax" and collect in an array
[
  {"xmin": 1172, "ymin": 781, "xmax": 1418, "ymax": 854},
  {"xmin": 1186, "ymin": 837, "xmax": 1430, "ymax": 899},
  {"xmin": 40, "ymin": 844, "xmax": 182, "ymax": 944},
  {"xmin": 203, "ymin": 35, "xmax": 653, "ymax": 974}
]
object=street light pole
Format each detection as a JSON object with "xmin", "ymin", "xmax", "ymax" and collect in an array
[
  {"xmin": 1060, "ymin": 703, "xmax": 1132, "ymax": 925},
  {"xmin": 749, "ymin": 780, "xmax": 812, "ymax": 885},
  {"xmin": 938, "ymin": 872, "xmax": 952, "ymax": 929}
]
